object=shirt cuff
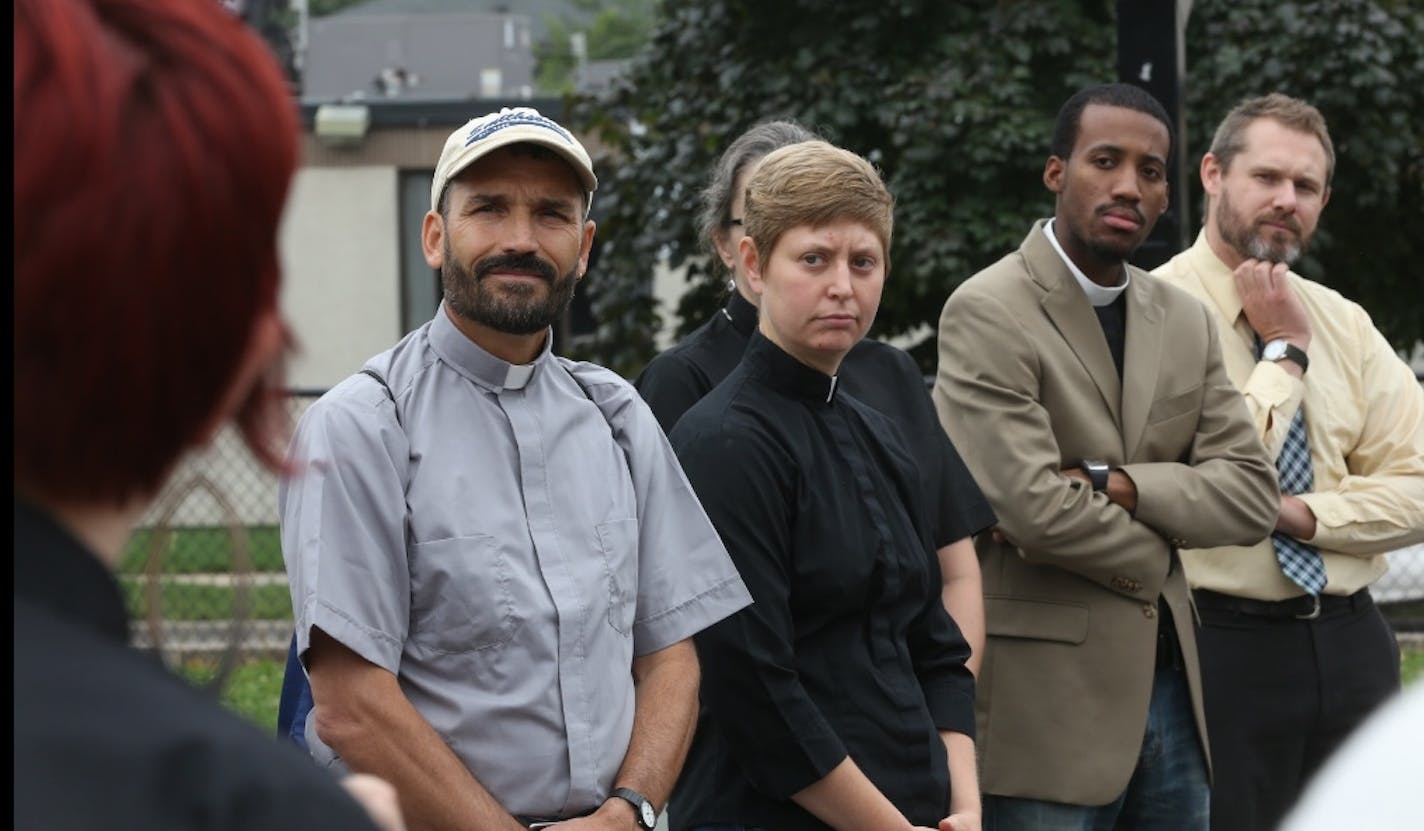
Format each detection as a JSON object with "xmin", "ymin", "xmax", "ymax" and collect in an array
[
  {"xmin": 304, "ymin": 598, "xmax": 403, "ymax": 674},
  {"xmin": 1296, "ymin": 491, "xmax": 1348, "ymax": 547},
  {"xmin": 1245, "ymin": 359, "xmax": 1301, "ymax": 404},
  {"xmin": 632, "ymin": 574, "xmax": 753, "ymax": 656},
  {"xmin": 741, "ymin": 724, "xmax": 849, "ymax": 800},
  {"xmin": 1244, "ymin": 361, "xmax": 1306, "ymax": 442},
  {"xmin": 922, "ymin": 680, "xmax": 977, "ymax": 739}
]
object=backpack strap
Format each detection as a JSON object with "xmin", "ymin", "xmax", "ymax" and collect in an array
[
  {"xmin": 563, "ymin": 363, "xmax": 633, "ymax": 472},
  {"xmin": 359, "ymin": 367, "xmax": 401, "ymax": 429},
  {"xmin": 360, "ymin": 362, "xmax": 618, "ymax": 462}
]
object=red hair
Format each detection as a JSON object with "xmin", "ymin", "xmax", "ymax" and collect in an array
[{"xmin": 14, "ymin": 0, "xmax": 300, "ymax": 505}]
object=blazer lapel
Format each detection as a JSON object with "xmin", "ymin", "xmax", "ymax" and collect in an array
[
  {"xmin": 1022, "ymin": 224, "xmax": 1122, "ymax": 432},
  {"xmin": 1121, "ymin": 275, "xmax": 1164, "ymax": 460}
]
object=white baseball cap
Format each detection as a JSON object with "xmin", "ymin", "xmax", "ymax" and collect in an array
[{"xmin": 430, "ymin": 106, "xmax": 597, "ymax": 212}]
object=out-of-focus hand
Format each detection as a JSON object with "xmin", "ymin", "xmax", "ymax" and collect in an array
[
  {"xmin": 340, "ymin": 773, "xmax": 406, "ymax": 831},
  {"xmin": 1234, "ymin": 258, "xmax": 1312, "ymax": 357},
  {"xmin": 548, "ymin": 799, "xmax": 636, "ymax": 830},
  {"xmin": 988, "ymin": 527, "xmax": 1015, "ymax": 546},
  {"xmin": 545, "ymin": 818, "xmax": 626, "ymax": 830},
  {"xmin": 940, "ymin": 811, "xmax": 981, "ymax": 831}
]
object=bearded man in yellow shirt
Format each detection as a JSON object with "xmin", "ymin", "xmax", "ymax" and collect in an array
[{"xmin": 1153, "ymin": 92, "xmax": 1424, "ymax": 831}]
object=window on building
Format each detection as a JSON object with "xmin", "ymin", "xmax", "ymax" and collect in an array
[{"xmin": 399, "ymin": 169, "xmax": 440, "ymax": 334}]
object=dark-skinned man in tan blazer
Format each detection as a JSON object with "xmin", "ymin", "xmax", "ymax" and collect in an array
[{"xmin": 932, "ymin": 83, "xmax": 1279, "ymax": 831}]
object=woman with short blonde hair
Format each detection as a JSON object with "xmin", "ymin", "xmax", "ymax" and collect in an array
[{"xmin": 668, "ymin": 141, "xmax": 980, "ymax": 831}]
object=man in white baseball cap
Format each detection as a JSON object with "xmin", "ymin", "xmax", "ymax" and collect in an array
[
  {"xmin": 430, "ymin": 106, "xmax": 598, "ymax": 212},
  {"xmin": 277, "ymin": 106, "xmax": 752, "ymax": 831}
]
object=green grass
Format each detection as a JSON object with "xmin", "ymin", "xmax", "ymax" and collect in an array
[
  {"xmin": 1402, "ymin": 646, "xmax": 1424, "ymax": 687},
  {"xmin": 120, "ymin": 579, "xmax": 293, "ymax": 621},
  {"xmin": 181, "ymin": 657, "xmax": 285, "ymax": 734},
  {"xmin": 118, "ymin": 525, "xmax": 291, "ymax": 622},
  {"xmin": 119, "ymin": 526, "xmax": 285, "ymax": 574}
]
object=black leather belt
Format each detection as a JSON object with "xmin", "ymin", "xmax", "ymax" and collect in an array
[{"xmin": 1194, "ymin": 588, "xmax": 1373, "ymax": 621}]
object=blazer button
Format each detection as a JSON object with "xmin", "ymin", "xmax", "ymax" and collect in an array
[{"xmin": 1143, "ymin": 604, "xmax": 1156, "ymax": 619}]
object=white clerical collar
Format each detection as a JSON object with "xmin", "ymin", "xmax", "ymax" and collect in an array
[
  {"xmin": 1044, "ymin": 219, "xmax": 1130, "ymax": 307},
  {"xmin": 430, "ymin": 302, "xmax": 548, "ymax": 392}
]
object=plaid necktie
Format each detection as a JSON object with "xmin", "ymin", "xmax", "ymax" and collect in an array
[{"xmin": 1257, "ymin": 335, "xmax": 1328, "ymax": 594}]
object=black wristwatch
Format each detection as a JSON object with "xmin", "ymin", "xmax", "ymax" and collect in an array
[
  {"xmin": 609, "ymin": 787, "xmax": 657, "ymax": 830},
  {"xmin": 1080, "ymin": 459, "xmax": 1112, "ymax": 492},
  {"xmin": 1261, "ymin": 338, "xmax": 1309, "ymax": 374}
]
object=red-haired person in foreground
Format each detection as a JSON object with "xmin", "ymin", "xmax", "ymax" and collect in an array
[{"xmin": 13, "ymin": 1, "xmax": 402, "ymax": 829}]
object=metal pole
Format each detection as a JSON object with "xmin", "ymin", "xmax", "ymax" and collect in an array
[{"xmin": 1117, "ymin": 0, "xmax": 1193, "ymax": 270}]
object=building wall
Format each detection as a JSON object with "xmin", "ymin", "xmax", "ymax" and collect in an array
[
  {"xmin": 280, "ymin": 165, "xmax": 404, "ymax": 389},
  {"xmin": 303, "ymin": 12, "xmax": 534, "ymax": 103}
]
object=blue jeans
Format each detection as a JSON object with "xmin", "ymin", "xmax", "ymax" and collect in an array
[{"xmin": 983, "ymin": 665, "xmax": 1209, "ymax": 831}]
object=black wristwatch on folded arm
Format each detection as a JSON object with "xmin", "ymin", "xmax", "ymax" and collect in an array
[
  {"xmin": 608, "ymin": 787, "xmax": 657, "ymax": 830},
  {"xmin": 1080, "ymin": 459, "xmax": 1112, "ymax": 492},
  {"xmin": 1261, "ymin": 338, "xmax": 1309, "ymax": 374}
]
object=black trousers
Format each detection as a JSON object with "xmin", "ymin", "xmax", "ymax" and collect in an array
[{"xmin": 1193, "ymin": 589, "xmax": 1400, "ymax": 831}]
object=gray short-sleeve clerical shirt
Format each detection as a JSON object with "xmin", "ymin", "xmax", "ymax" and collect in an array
[{"xmin": 279, "ymin": 306, "xmax": 751, "ymax": 820}]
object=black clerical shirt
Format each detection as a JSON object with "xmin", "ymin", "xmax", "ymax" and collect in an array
[
  {"xmin": 636, "ymin": 291, "xmax": 995, "ymax": 549},
  {"xmin": 667, "ymin": 334, "xmax": 976, "ymax": 831},
  {"xmin": 635, "ymin": 291, "xmax": 760, "ymax": 434},
  {"xmin": 13, "ymin": 499, "xmax": 380, "ymax": 831}
]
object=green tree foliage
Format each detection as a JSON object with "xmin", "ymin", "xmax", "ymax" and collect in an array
[
  {"xmin": 536, "ymin": 0, "xmax": 656, "ymax": 95},
  {"xmin": 307, "ymin": 0, "xmax": 366, "ymax": 16},
  {"xmin": 570, "ymin": 0, "xmax": 1423, "ymax": 378},
  {"xmin": 1183, "ymin": 1, "xmax": 1424, "ymax": 352}
]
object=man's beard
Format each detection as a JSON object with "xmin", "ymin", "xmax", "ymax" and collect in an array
[
  {"xmin": 442, "ymin": 247, "xmax": 578, "ymax": 336},
  {"xmin": 1216, "ymin": 187, "xmax": 1309, "ymax": 265}
]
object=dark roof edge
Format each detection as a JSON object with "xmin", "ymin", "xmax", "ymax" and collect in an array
[{"xmin": 298, "ymin": 97, "xmax": 567, "ymax": 130}]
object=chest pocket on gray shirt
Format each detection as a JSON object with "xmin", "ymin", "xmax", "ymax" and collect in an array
[
  {"xmin": 408, "ymin": 533, "xmax": 521, "ymax": 654},
  {"xmin": 596, "ymin": 518, "xmax": 639, "ymax": 634}
]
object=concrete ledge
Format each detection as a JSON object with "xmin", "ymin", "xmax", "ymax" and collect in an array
[{"xmin": 131, "ymin": 619, "xmax": 292, "ymax": 656}]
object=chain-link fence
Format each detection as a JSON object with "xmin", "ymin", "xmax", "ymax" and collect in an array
[
  {"xmin": 121, "ymin": 391, "xmax": 322, "ymax": 682},
  {"xmin": 122, "ymin": 386, "xmax": 1424, "ymax": 673}
]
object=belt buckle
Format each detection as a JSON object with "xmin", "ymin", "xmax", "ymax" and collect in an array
[{"xmin": 1295, "ymin": 594, "xmax": 1321, "ymax": 620}]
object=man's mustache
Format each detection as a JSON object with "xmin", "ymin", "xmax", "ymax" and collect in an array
[
  {"xmin": 1256, "ymin": 212, "xmax": 1302, "ymax": 236},
  {"xmin": 474, "ymin": 253, "xmax": 557, "ymax": 282}
]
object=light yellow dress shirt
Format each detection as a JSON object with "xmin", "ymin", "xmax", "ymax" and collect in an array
[{"xmin": 1153, "ymin": 232, "xmax": 1424, "ymax": 600}]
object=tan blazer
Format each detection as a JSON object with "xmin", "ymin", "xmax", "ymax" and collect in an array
[{"xmin": 932, "ymin": 221, "xmax": 1278, "ymax": 805}]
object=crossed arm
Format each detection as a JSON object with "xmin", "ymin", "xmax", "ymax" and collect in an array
[{"xmin": 934, "ymin": 286, "xmax": 1278, "ymax": 596}]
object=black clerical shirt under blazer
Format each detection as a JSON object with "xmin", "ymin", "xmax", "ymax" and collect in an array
[{"xmin": 667, "ymin": 334, "xmax": 976, "ymax": 831}]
